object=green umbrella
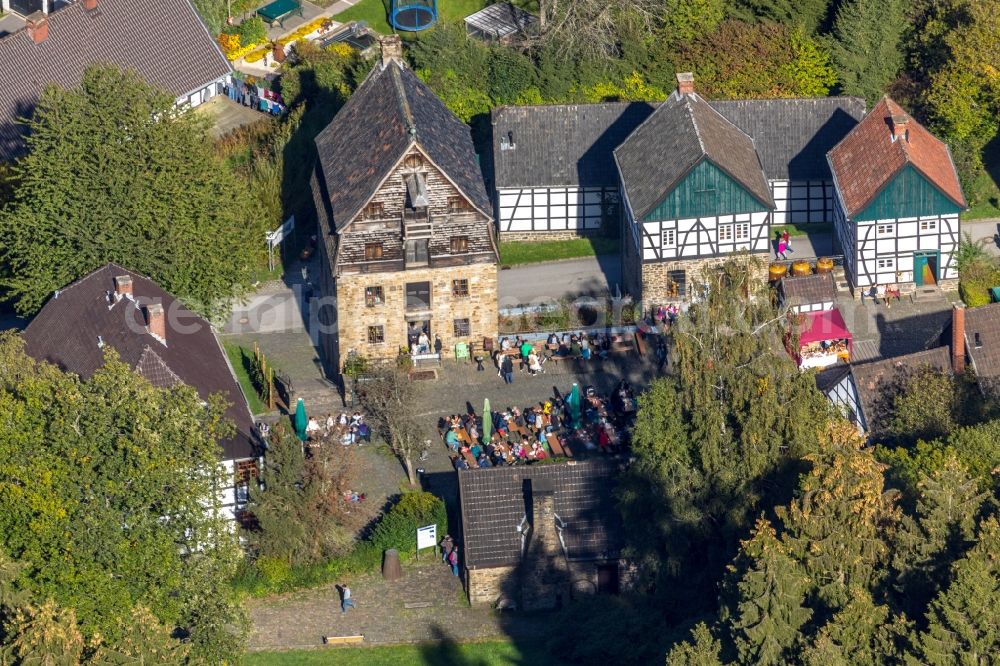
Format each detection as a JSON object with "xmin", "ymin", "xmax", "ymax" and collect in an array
[
  {"xmin": 567, "ymin": 383, "xmax": 581, "ymax": 429},
  {"xmin": 482, "ymin": 398, "xmax": 492, "ymax": 444},
  {"xmin": 293, "ymin": 398, "xmax": 308, "ymax": 441}
]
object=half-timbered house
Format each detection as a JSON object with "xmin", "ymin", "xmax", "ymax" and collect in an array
[
  {"xmin": 828, "ymin": 97, "xmax": 966, "ymax": 295},
  {"xmin": 490, "ymin": 79, "xmax": 863, "ymax": 243},
  {"xmin": 312, "ymin": 37, "xmax": 499, "ymax": 370}
]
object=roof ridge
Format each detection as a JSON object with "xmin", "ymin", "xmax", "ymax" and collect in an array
[
  {"xmin": 390, "ymin": 64, "xmax": 417, "ymax": 143},
  {"xmin": 136, "ymin": 345, "xmax": 183, "ymax": 385},
  {"xmin": 686, "ymin": 96, "xmax": 706, "ymax": 155}
]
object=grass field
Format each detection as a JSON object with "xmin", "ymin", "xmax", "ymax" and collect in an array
[
  {"xmin": 772, "ymin": 223, "xmax": 833, "ymax": 238},
  {"xmin": 499, "ymin": 237, "xmax": 620, "ymax": 266},
  {"xmin": 335, "ymin": 0, "xmax": 490, "ymax": 35},
  {"xmin": 223, "ymin": 342, "xmax": 266, "ymax": 415},
  {"xmin": 245, "ymin": 639, "xmax": 559, "ymax": 665}
]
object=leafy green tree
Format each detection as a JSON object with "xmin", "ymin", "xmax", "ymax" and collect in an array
[
  {"xmin": 915, "ymin": 516, "xmax": 1000, "ymax": 665},
  {"xmin": 944, "ymin": 420, "xmax": 1000, "ymax": 494},
  {"xmin": 728, "ymin": 0, "xmax": 833, "ymax": 34},
  {"xmin": 892, "ymin": 456, "xmax": 989, "ymax": 618},
  {"xmin": 885, "ymin": 366, "xmax": 957, "ymax": 446},
  {"xmin": 191, "ymin": 0, "xmax": 227, "ymax": 34},
  {"xmin": 0, "ymin": 333, "xmax": 244, "ymax": 660},
  {"xmin": 91, "ymin": 606, "xmax": 189, "ymax": 665},
  {"xmin": 486, "ymin": 46, "xmax": 537, "ymax": 105},
  {"xmin": 830, "ymin": 0, "xmax": 907, "ymax": 103},
  {"xmin": 619, "ymin": 257, "xmax": 833, "ymax": 615},
  {"xmin": 672, "ymin": 21, "xmax": 837, "ymax": 98},
  {"xmin": 660, "ymin": 0, "xmax": 725, "ymax": 41},
  {"xmin": 666, "ymin": 623, "xmax": 727, "ymax": 666},
  {"xmin": 777, "ymin": 423, "xmax": 900, "ymax": 613},
  {"xmin": 800, "ymin": 587, "xmax": 909, "ymax": 665},
  {"xmin": 0, "ymin": 66, "xmax": 257, "ymax": 318},
  {"xmin": 720, "ymin": 519, "xmax": 812, "ymax": 665}
]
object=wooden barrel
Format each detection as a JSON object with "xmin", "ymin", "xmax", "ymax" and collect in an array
[
  {"xmin": 815, "ymin": 257, "xmax": 834, "ymax": 274},
  {"xmin": 769, "ymin": 263, "xmax": 788, "ymax": 282},
  {"xmin": 791, "ymin": 260, "xmax": 812, "ymax": 276}
]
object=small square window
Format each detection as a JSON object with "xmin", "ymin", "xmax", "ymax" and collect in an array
[
  {"xmin": 448, "ymin": 197, "xmax": 471, "ymax": 213},
  {"xmin": 452, "ymin": 279, "xmax": 469, "ymax": 297},
  {"xmin": 450, "ymin": 236, "xmax": 469, "ymax": 253},
  {"xmin": 920, "ymin": 220, "xmax": 937, "ymax": 232},
  {"xmin": 362, "ymin": 202, "xmax": 384, "ymax": 220},
  {"xmin": 718, "ymin": 224, "xmax": 733, "ymax": 242},
  {"xmin": 661, "ymin": 228, "xmax": 676, "ymax": 249},
  {"xmin": 367, "ymin": 326, "xmax": 385, "ymax": 344},
  {"xmin": 365, "ymin": 243, "xmax": 383, "ymax": 260},
  {"xmin": 453, "ymin": 318, "xmax": 471, "ymax": 337},
  {"xmin": 735, "ymin": 223, "xmax": 750, "ymax": 240},
  {"xmin": 877, "ymin": 258, "xmax": 895, "ymax": 270},
  {"xmin": 876, "ymin": 223, "xmax": 894, "ymax": 236},
  {"xmin": 365, "ymin": 286, "xmax": 384, "ymax": 307}
]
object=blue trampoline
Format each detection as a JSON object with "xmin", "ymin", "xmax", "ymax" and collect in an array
[{"xmin": 391, "ymin": 0, "xmax": 437, "ymax": 31}]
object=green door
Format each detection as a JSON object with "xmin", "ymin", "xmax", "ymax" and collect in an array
[{"xmin": 913, "ymin": 254, "xmax": 927, "ymax": 286}]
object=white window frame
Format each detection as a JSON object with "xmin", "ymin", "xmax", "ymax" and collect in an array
[
  {"xmin": 734, "ymin": 223, "xmax": 750, "ymax": 241},
  {"xmin": 661, "ymin": 228, "xmax": 676, "ymax": 249},
  {"xmin": 718, "ymin": 224, "xmax": 734, "ymax": 242},
  {"xmin": 877, "ymin": 257, "xmax": 895, "ymax": 270},
  {"xmin": 876, "ymin": 223, "xmax": 894, "ymax": 237},
  {"xmin": 920, "ymin": 220, "xmax": 937, "ymax": 232}
]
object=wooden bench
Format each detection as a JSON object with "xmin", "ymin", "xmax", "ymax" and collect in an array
[
  {"xmin": 456, "ymin": 427, "xmax": 473, "ymax": 445},
  {"xmin": 545, "ymin": 431, "xmax": 571, "ymax": 457},
  {"xmin": 323, "ymin": 635, "xmax": 364, "ymax": 645}
]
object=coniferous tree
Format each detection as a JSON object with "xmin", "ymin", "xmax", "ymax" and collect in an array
[
  {"xmin": 830, "ymin": 0, "xmax": 907, "ymax": 103},
  {"xmin": 720, "ymin": 519, "xmax": 812, "ymax": 665},
  {"xmin": 915, "ymin": 516, "xmax": 1000, "ymax": 665},
  {"xmin": 1, "ymin": 599, "xmax": 87, "ymax": 666},
  {"xmin": 666, "ymin": 623, "xmax": 727, "ymax": 666},
  {"xmin": 777, "ymin": 422, "xmax": 900, "ymax": 613},
  {"xmin": 892, "ymin": 456, "xmax": 989, "ymax": 617},
  {"xmin": 801, "ymin": 586, "xmax": 909, "ymax": 665}
]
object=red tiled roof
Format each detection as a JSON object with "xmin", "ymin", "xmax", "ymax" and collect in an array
[{"xmin": 828, "ymin": 97, "xmax": 966, "ymax": 218}]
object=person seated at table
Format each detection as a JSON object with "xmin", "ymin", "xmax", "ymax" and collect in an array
[
  {"xmin": 500, "ymin": 336, "xmax": 511, "ymax": 351},
  {"xmin": 452, "ymin": 455, "xmax": 469, "ymax": 470},
  {"xmin": 547, "ymin": 332, "xmax": 559, "ymax": 346},
  {"xmin": 325, "ymin": 413, "xmax": 336, "ymax": 435},
  {"xmin": 471, "ymin": 442, "xmax": 483, "ymax": 459},
  {"xmin": 306, "ymin": 417, "xmax": 321, "ymax": 438},
  {"xmin": 357, "ymin": 421, "xmax": 370, "ymax": 443},
  {"xmin": 444, "ymin": 428, "xmax": 460, "ymax": 451},
  {"xmin": 341, "ymin": 428, "xmax": 355, "ymax": 446},
  {"xmin": 532, "ymin": 442, "xmax": 547, "ymax": 460},
  {"xmin": 580, "ymin": 334, "xmax": 591, "ymax": 360},
  {"xmin": 351, "ymin": 411, "xmax": 363, "ymax": 425},
  {"xmin": 475, "ymin": 453, "xmax": 491, "ymax": 468},
  {"xmin": 467, "ymin": 422, "xmax": 479, "ymax": 443},
  {"xmin": 513, "ymin": 442, "xmax": 528, "ymax": 461},
  {"xmin": 875, "ymin": 284, "xmax": 889, "ymax": 308},
  {"xmin": 338, "ymin": 412, "xmax": 349, "ymax": 426},
  {"xmin": 666, "ymin": 303, "xmax": 679, "ymax": 323}
]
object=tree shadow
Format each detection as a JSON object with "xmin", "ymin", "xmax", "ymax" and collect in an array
[{"xmin": 418, "ymin": 625, "xmax": 494, "ymax": 666}]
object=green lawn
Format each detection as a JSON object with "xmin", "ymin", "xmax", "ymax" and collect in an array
[
  {"xmin": 499, "ymin": 237, "xmax": 620, "ymax": 266},
  {"xmin": 334, "ymin": 0, "xmax": 534, "ymax": 36},
  {"xmin": 771, "ymin": 222, "xmax": 833, "ymax": 238},
  {"xmin": 223, "ymin": 342, "xmax": 267, "ymax": 415},
  {"xmin": 245, "ymin": 639, "xmax": 559, "ymax": 665}
]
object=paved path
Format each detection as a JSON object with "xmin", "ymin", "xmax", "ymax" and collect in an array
[
  {"xmin": 499, "ymin": 254, "xmax": 622, "ymax": 306},
  {"xmin": 962, "ymin": 218, "xmax": 1000, "ymax": 255}
]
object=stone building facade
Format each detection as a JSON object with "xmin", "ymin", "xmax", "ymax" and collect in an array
[{"xmin": 312, "ymin": 37, "xmax": 498, "ymax": 370}]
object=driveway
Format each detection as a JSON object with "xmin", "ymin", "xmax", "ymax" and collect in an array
[
  {"xmin": 499, "ymin": 254, "xmax": 622, "ymax": 307},
  {"xmin": 962, "ymin": 218, "xmax": 1000, "ymax": 255}
]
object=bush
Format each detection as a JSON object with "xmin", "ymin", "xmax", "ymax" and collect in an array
[
  {"xmin": 238, "ymin": 16, "xmax": 268, "ymax": 47},
  {"xmin": 960, "ymin": 279, "xmax": 993, "ymax": 307},
  {"xmin": 369, "ymin": 492, "xmax": 448, "ymax": 557},
  {"xmin": 256, "ymin": 555, "xmax": 292, "ymax": 586}
]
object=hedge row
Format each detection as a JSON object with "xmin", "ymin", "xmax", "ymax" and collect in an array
[{"xmin": 233, "ymin": 491, "xmax": 448, "ymax": 597}]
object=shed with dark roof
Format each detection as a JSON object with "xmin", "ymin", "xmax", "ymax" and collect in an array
[
  {"xmin": 0, "ymin": 0, "xmax": 231, "ymax": 161},
  {"xmin": 963, "ymin": 302, "xmax": 1000, "ymax": 394},
  {"xmin": 780, "ymin": 273, "xmax": 839, "ymax": 312}
]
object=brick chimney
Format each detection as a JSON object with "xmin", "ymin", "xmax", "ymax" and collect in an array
[
  {"xmin": 145, "ymin": 302, "xmax": 166, "ymax": 344},
  {"xmin": 25, "ymin": 12, "xmax": 48, "ymax": 45},
  {"xmin": 890, "ymin": 114, "xmax": 909, "ymax": 142},
  {"xmin": 521, "ymin": 478, "xmax": 569, "ymax": 611},
  {"xmin": 952, "ymin": 303, "xmax": 965, "ymax": 375},
  {"xmin": 379, "ymin": 35, "xmax": 403, "ymax": 68},
  {"xmin": 82, "ymin": 0, "xmax": 98, "ymax": 10},
  {"xmin": 114, "ymin": 275, "xmax": 133, "ymax": 300},
  {"xmin": 676, "ymin": 72, "xmax": 695, "ymax": 96}
]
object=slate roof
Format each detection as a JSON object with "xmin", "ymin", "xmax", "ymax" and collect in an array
[
  {"xmin": 458, "ymin": 460, "xmax": 624, "ymax": 569},
  {"xmin": 615, "ymin": 91, "xmax": 773, "ymax": 220},
  {"xmin": 314, "ymin": 59, "xmax": 491, "ymax": 231},
  {"xmin": 464, "ymin": 2, "xmax": 537, "ymax": 39},
  {"xmin": 780, "ymin": 273, "xmax": 838, "ymax": 308},
  {"xmin": 711, "ymin": 97, "xmax": 865, "ymax": 180},
  {"xmin": 828, "ymin": 96, "xmax": 966, "ymax": 219},
  {"xmin": 815, "ymin": 364, "xmax": 851, "ymax": 394},
  {"xmin": 491, "ymin": 97, "xmax": 863, "ymax": 190},
  {"xmin": 21, "ymin": 264, "xmax": 258, "ymax": 461},
  {"xmin": 0, "ymin": 0, "xmax": 231, "ymax": 161},
  {"xmin": 964, "ymin": 303, "xmax": 1000, "ymax": 384},
  {"xmin": 850, "ymin": 346, "xmax": 952, "ymax": 434},
  {"xmin": 491, "ymin": 102, "xmax": 656, "ymax": 189}
]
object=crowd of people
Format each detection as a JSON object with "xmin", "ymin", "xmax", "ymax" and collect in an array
[
  {"xmin": 491, "ymin": 331, "xmax": 638, "ymax": 384},
  {"xmin": 305, "ymin": 411, "xmax": 371, "ymax": 446},
  {"xmin": 440, "ymin": 381, "xmax": 637, "ymax": 471}
]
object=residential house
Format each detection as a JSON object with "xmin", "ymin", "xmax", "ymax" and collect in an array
[
  {"xmin": 828, "ymin": 97, "xmax": 966, "ymax": 295},
  {"xmin": 21, "ymin": 264, "xmax": 261, "ymax": 523},
  {"xmin": 1, "ymin": 0, "xmax": 63, "ymax": 18},
  {"xmin": 955, "ymin": 301, "xmax": 1000, "ymax": 396},
  {"xmin": 312, "ymin": 36, "xmax": 498, "ymax": 370},
  {"xmin": 0, "ymin": 0, "xmax": 231, "ymax": 160},
  {"xmin": 459, "ymin": 460, "xmax": 630, "ymax": 609}
]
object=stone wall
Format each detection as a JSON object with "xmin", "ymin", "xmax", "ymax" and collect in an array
[
  {"xmin": 634, "ymin": 254, "xmax": 768, "ymax": 310},
  {"xmin": 467, "ymin": 565, "xmax": 517, "ymax": 605},
  {"xmin": 334, "ymin": 261, "xmax": 498, "ymax": 364},
  {"xmin": 466, "ymin": 559, "xmax": 631, "ymax": 606}
]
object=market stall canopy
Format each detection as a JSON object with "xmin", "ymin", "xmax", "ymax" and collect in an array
[{"xmin": 798, "ymin": 308, "xmax": 852, "ymax": 347}]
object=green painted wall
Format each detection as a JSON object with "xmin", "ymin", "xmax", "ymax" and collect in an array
[
  {"xmin": 855, "ymin": 164, "xmax": 962, "ymax": 221},
  {"xmin": 642, "ymin": 159, "xmax": 768, "ymax": 222}
]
